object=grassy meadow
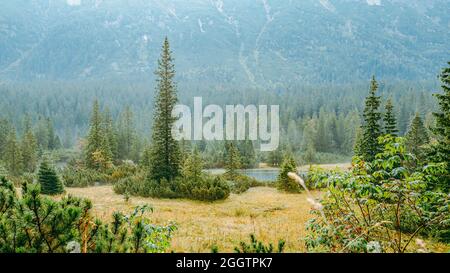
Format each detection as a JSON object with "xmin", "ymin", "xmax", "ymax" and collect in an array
[
  {"xmin": 63, "ymin": 185, "xmax": 450, "ymax": 253},
  {"xmin": 65, "ymin": 186, "xmax": 320, "ymax": 252}
]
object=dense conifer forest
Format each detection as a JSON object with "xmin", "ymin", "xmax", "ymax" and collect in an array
[{"xmin": 0, "ymin": 0, "xmax": 449, "ymax": 255}]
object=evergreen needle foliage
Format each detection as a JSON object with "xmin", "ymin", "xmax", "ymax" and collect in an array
[
  {"xmin": 38, "ymin": 158, "xmax": 64, "ymax": 195},
  {"xmin": 85, "ymin": 100, "xmax": 113, "ymax": 170},
  {"xmin": 427, "ymin": 62, "xmax": 450, "ymax": 192},
  {"xmin": 277, "ymin": 154, "xmax": 301, "ymax": 193},
  {"xmin": 305, "ymin": 135, "xmax": 449, "ymax": 252},
  {"xmin": 405, "ymin": 113, "xmax": 429, "ymax": 162},
  {"xmin": 234, "ymin": 234, "xmax": 286, "ymax": 253},
  {"xmin": 358, "ymin": 76, "xmax": 383, "ymax": 161},
  {"xmin": 0, "ymin": 178, "xmax": 176, "ymax": 253},
  {"xmin": 148, "ymin": 38, "xmax": 181, "ymax": 182},
  {"xmin": 383, "ymin": 98, "xmax": 399, "ymax": 136},
  {"xmin": 224, "ymin": 142, "xmax": 242, "ymax": 180}
]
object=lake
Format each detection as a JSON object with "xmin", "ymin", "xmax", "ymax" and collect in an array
[{"xmin": 205, "ymin": 168, "xmax": 306, "ymax": 182}]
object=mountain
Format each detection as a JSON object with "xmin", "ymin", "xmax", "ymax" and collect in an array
[{"xmin": 0, "ymin": 0, "xmax": 449, "ymax": 88}]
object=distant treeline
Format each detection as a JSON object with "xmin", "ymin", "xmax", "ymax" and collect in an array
[{"xmin": 0, "ymin": 79, "xmax": 440, "ymax": 165}]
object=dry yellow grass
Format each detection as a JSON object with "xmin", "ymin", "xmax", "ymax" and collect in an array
[
  {"xmin": 66, "ymin": 186, "xmax": 320, "ymax": 253},
  {"xmin": 63, "ymin": 185, "xmax": 449, "ymax": 253}
]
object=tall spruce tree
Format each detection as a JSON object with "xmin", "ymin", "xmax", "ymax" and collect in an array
[
  {"xmin": 428, "ymin": 62, "xmax": 450, "ymax": 192},
  {"xmin": 85, "ymin": 100, "xmax": 111, "ymax": 170},
  {"xmin": 21, "ymin": 115, "xmax": 38, "ymax": 173},
  {"xmin": 383, "ymin": 98, "xmax": 398, "ymax": 136},
  {"xmin": 405, "ymin": 113, "xmax": 429, "ymax": 161},
  {"xmin": 358, "ymin": 76, "xmax": 383, "ymax": 161},
  {"xmin": 38, "ymin": 157, "xmax": 64, "ymax": 195},
  {"xmin": 148, "ymin": 38, "xmax": 181, "ymax": 181}
]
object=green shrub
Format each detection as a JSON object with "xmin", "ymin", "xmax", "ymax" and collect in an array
[
  {"xmin": 0, "ymin": 164, "xmax": 7, "ymax": 178},
  {"xmin": 116, "ymin": 147, "xmax": 231, "ymax": 201},
  {"xmin": 181, "ymin": 176, "xmax": 230, "ymax": 201},
  {"xmin": 21, "ymin": 172, "xmax": 36, "ymax": 184},
  {"xmin": 113, "ymin": 175, "xmax": 146, "ymax": 195},
  {"xmin": 225, "ymin": 174, "xmax": 264, "ymax": 194},
  {"xmin": 62, "ymin": 166, "xmax": 110, "ymax": 187},
  {"xmin": 304, "ymin": 136, "xmax": 450, "ymax": 253},
  {"xmin": 305, "ymin": 166, "xmax": 344, "ymax": 190},
  {"xmin": 0, "ymin": 177, "xmax": 176, "ymax": 253},
  {"xmin": 234, "ymin": 234, "xmax": 285, "ymax": 253},
  {"xmin": 114, "ymin": 174, "xmax": 231, "ymax": 202},
  {"xmin": 109, "ymin": 161, "xmax": 140, "ymax": 183}
]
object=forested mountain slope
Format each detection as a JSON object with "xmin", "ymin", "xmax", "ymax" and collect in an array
[{"xmin": 0, "ymin": 0, "xmax": 449, "ymax": 87}]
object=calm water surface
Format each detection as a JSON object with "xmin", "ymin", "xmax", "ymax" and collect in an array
[{"xmin": 205, "ymin": 168, "xmax": 307, "ymax": 182}]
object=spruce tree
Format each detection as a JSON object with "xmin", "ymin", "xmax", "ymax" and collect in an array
[
  {"xmin": 34, "ymin": 116, "xmax": 49, "ymax": 151},
  {"xmin": 277, "ymin": 154, "xmax": 301, "ymax": 193},
  {"xmin": 315, "ymin": 108, "xmax": 332, "ymax": 152},
  {"xmin": 5, "ymin": 130, "xmax": 22, "ymax": 176},
  {"xmin": 428, "ymin": 62, "xmax": 450, "ymax": 192},
  {"xmin": 224, "ymin": 142, "xmax": 241, "ymax": 179},
  {"xmin": 179, "ymin": 138, "xmax": 191, "ymax": 165},
  {"xmin": 46, "ymin": 118, "xmax": 59, "ymax": 150},
  {"xmin": 353, "ymin": 127, "xmax": 364, "ymax": 156},
  {"xmin": 99, "ymin": 135, "xmax": 113, "ymax": 170},
  {"xmin": 63, "ymin": 127, "xmax": 73, "ymax": 149},
  {"xmin": 238, "ymin": 139, "xmax": 256, "ymax": 168},
  {"xmin": 103, "ymin": 107, "xmax": 117, "ymax": 162},
  {"xmin": 268, "ymin": 149, "xmax": 283, "ymax": 167},
  {"xmin": 358, "ymin": 76, "xmax": 383, "ymax": 161},
  {"xmin": 148, "ymin": 38, "xmax": 181, "ymax": 181},
  {"xmin": 329, "ymin": 113, "xmax": 341, "ymax": 152},
  {"xmin": 301, "ymin": 119, "xmax": 317, "ymax": 164},
  {"xmin": 38, "ymin": 157, "xmax": 64, "ymax": 195},
  {"xmin": 397, "ymin": 102, "xmax": 410, "ymax": 136},
  {"xmin": 383, "ymin": 98, "xmax": 398, "ymax": 136},
  {"xmin": 85, "ymin": 100, "xmax": 111, "ymax": 170},
  {"xmin": 181, "ymin": 147, "xmax": 203, "ymax": 182},
  {"xmin": 405, "ymin": 113, "xmax": 429, "ymax": 161},
  {"xmin": 0, "ymin": 118, "xmax": 11, "ymax": 162},
  {"xmin": 343, "ymin": 110, "xmax": 361, "ymax": 155},
  {"xmin": 117, "ymin": 106, "xmax": 137, "ymax": 161},
  {"xmin": 21, "ymin": 115, "xmax": 38, "ymax": 173}
]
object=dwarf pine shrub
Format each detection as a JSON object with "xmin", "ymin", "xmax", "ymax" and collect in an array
[{"xmin": 0, "ymin": 177, "xmax": 176, "ymax": 253}]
